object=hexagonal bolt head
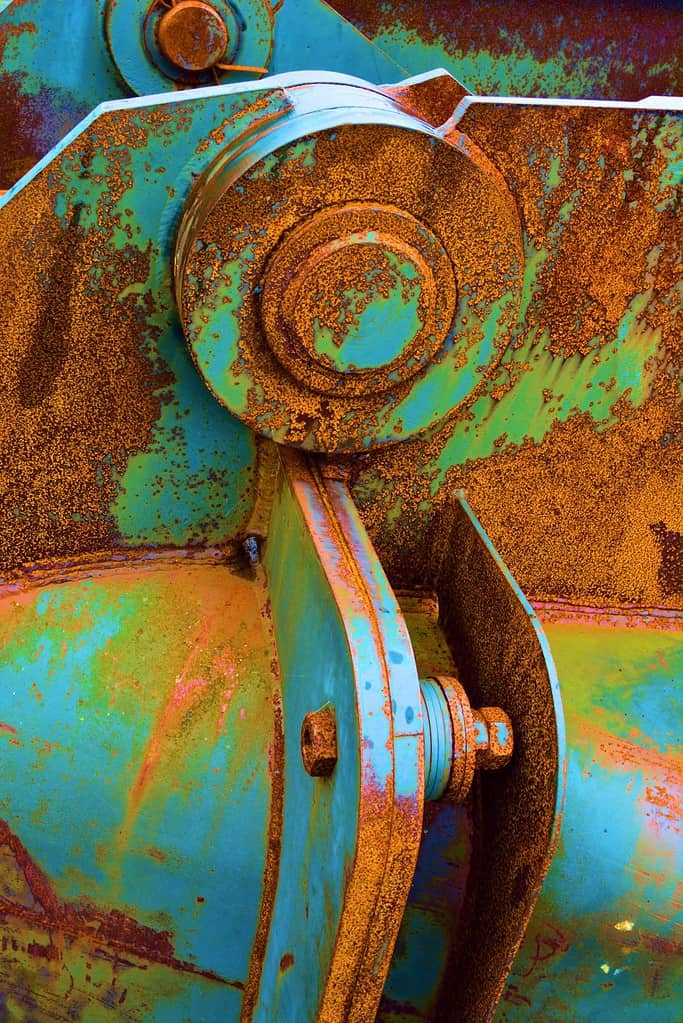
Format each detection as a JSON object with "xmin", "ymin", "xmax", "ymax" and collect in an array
[
  {"xmin": 301, "ymin": 705, "xmax": 338, "ymax": 777},
  {"xmin": 472, "ymin": 707, "xmax": 513, "ymax": 770}
]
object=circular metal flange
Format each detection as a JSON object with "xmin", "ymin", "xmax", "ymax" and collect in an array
[
  {"xmin": 430, "ymin": 675, "xmax": 477, "ymax": 803},
  {"xmin": 262, "ymin": 202, "xmax": 457, "ymax": 397},
  {"xmin": 175, "ymin": 92, "xmax": 523, "ymax": 452},
  {"xmin": 105, "ymin": 0, "xmax": 273, "ymax": 94}
]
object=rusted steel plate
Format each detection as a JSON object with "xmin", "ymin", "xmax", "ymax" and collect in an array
[
  {"xmin": 258, "ymin": 447, "xmax": 424, "ymax": 1022},
  {"xmin": 0, "ymin": 87, "xmax": 287, "ymax": 575},
  {"xmin": 329, "ymin": 0, "xmax": 683, "ymax": 101},
  {"xmin": 351, "ymin": 97, "xmax": 682, "ymax": 611},
  {"xmin": 427, "ymin": 493, "xmax": 564, "ymax": 1022},
  {"xmin": 372, "ymin": 493, "xmax": 564, "ymax": 1023}
]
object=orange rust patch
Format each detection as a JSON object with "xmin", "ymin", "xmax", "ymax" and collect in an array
[
  {"xmin": 354, "ymin": 390, "xmax": 683, "ymax": 609},
  {"xmin": 0, "ymin": 167, "xmax": 161, "ymax": 574},
  {"xmin": 458, "ymin": 105, "xmax": 681, "ymax": 359}
]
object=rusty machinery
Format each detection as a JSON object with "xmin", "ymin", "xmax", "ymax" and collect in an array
[{"xmin": 0, "ymin": 1, "xmax": 681, "ymax": 1021}]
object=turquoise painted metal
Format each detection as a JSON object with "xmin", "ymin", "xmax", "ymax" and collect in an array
[
  {"xmin": 0, "ymin": 0, "xmax": 403, "ymax": 189},
  {"xmin": 496, "ymin": 616, "xmax": 682, "ymax": 1023},
  {"xmin": 0, "ymin": 1, "xmax": 681, "ymax": 1020}
]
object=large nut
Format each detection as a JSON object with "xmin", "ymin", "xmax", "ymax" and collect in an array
[{"xmin": 301, "ymin": 705, "xmax": 338, "ymax": 777}]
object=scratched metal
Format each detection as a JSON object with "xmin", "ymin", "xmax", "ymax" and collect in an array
[
  {"xmin": 0, "ymin": 0, "xmax": 402, "ymax": 189},
  {"xmin": 0, "ymin": 555, "xmax": 283, "ymax": 1020},
  {"xmin": 329, "ymin": 0, "xmax": 683, "ymax": 100},
  {"xmin": 494, "ymin": 613, "xmax": 682, "ymax": 1023}
]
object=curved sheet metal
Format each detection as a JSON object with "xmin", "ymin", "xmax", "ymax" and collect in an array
[{"xmin": 430, "ymin": 493, "xmax": 566, "ymax": 1023}]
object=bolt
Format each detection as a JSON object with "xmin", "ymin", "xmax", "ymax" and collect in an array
[
  {"xmin": 420, "ymin": 676, "xmax": 514, "ymax": 802},
  {"xmin": 473, "ymin": 707, "xmax": 514, "ymax": 770},
  {"xmin": 301, "ymin": 705, "xmax": 337, "ymax": 777},
  {"xmin": 157, "ymin": 1, "xmax": 229, "ymax": 73}
]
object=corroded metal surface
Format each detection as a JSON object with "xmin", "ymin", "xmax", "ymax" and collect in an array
[
  {"xmin": 106, "ymin": 0, "xmax": 273, "ymax": 94},
  {"xmin": 430, "ymin": 494, "xmax": 565, "ymax": 1023},
  {"xmin": 260, "ymin": 202, "xmax": 458, "ymax": 397},
  {"xmin": 375, "ymin": 493, "xmax": 564, "ymax": 1022},
  {"xmin": 0, "ymin": 87, "xmax": 289, "ymax": 575},
  {"xmin": 0, "ymin": 13, "xmax": 680, "ymax": 1015},
  {"xmin": 300, "ymin": 704, "xmax": 338, "ymax": 777},
  {"xmin": 156, "ymin": 1, "xmax": 233, "ymax": 73},
  {"xmin": 351, "ymin": 97, "xmax": 683, "ymax": 610},
  {"xmin": 0, "ymin": 438, "xmax": 430, "ymax": 1021},
  {"xmin": 259, "ymin": 448, "xmax": 424, "ymax": 1022},
  {"xmin": 176, "ymin": 82, "xmax": 523, "ymax": 451},
  {"xmin": 329, "ymin": 0, "xmax": 683, "ymax": 100},
  {"xmin": 0, "ymin": 555, "xmax": 284, "ymax": 1020},
  {"xmin": 423, "ymin": 676, "xmax": 475, "ymax": 803},
  {"xmin": 0, "ymin": 0, "xmax": 402, "ymax": 190},
  {"xmin": 421, "ymin": 662, "xmax": 515, "ymax": 805},
  {"xmin": 380, "ymin": 592, "xmax": 476, "ymax": 1021}
]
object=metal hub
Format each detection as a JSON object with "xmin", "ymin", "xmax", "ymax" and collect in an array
[
  {"xmin": 105, "ymin": 0, "xmax": 271, "ymax": 94},
  {"xmin": 420, "ymin": 675, "xmax": 513, "ymax": 802},
  {"xmin": 157, "ymin": 1, "xmax": 232, "ymax": 72},
  {"xmin": 175, "ymin": 88, "xmax": 524, "ymax": 452},
  {"xmin": 261, "ymin": 203, "xmax": 457, "ymax": 396}
]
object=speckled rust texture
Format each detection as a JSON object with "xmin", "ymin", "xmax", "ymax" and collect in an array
[
  {"xmin": 0, "ymin": 170, "xmax": 161, "ymax": 575},
  {"xmin": 329, "ymin": 0, "xmax": 683, "ymax": 100},
  {"xmin": 430, "ymin": 496, "xmax": 562, "ymax": 1023},
  {"xmin": 356, "ymin": 393, "xmax": 683, "ymax": 607},
  {"xmin": 462, "ymin": 105, "xmax": 682, "ymax": 360},
  {"xmin": 380, "ymin": 72, "xmax": 469, "ymax": 127},
  {"xmin": 178, "ymin": 116, "xmax": 522, "ymax": 451},
  {"xmin": 351, "ymin": 105, "xmax": 682, "ymax": 610}
]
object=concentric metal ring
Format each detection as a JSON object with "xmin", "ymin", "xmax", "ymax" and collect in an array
[
  {"xmin": 261, "ymin": 202, "xmax": 457, "ymax": 397},
  {"xmin": 175, "ymin": 89, "xmax": 524, "ymax": 451}
]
